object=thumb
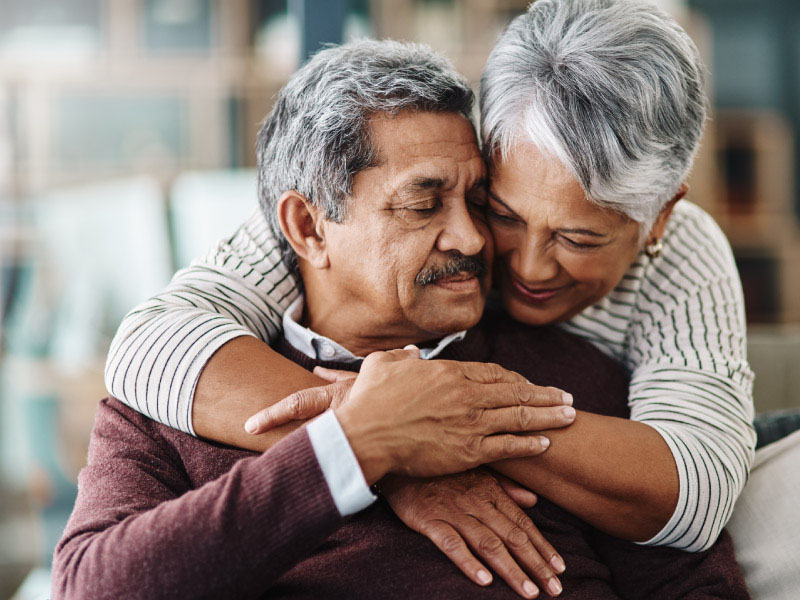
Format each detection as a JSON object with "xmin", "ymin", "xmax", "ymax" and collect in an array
[{"xmin": 495, "ymin": 472, "xmax": 537, "ymax": 508}]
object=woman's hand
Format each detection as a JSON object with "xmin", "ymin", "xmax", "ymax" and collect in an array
[{"xmin": 381, "ymin": 469, "xmax": 565, "ymax": 599}]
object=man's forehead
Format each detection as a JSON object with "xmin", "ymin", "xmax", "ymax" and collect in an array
[{"xmin": 367, "ymin": 111, "xmax": 485, "ymax": 191}]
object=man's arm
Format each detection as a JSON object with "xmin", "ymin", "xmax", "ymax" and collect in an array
[
  {"xmin": 56, "ymin": 355, "xmax": 568, "ymax": 600},
  {"xmin": 52, "ymin": 399, "xmax": 345, "ymax": 600}
]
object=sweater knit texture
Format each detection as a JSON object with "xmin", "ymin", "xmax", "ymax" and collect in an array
[{"xmin": 57, "ymin": 309, "xmax": 749, "ymax": 599}]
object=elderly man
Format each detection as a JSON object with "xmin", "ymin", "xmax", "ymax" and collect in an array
[{"xmin": 56, "ymin": 41, "xmax": 749, "ymax": 599}]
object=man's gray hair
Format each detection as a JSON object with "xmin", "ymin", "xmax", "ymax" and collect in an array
[
  {"xmin": 256, "ymin": 39, "xmax": 474, "ymax": 273},
  {"xmin": 481, "ymin": 0, "xmax": 707, "ymax": 235}
]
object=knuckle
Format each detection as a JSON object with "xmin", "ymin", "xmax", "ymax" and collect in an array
[
  {"xmin": 531, "ymin": 561, "xmax": 553, "ymax": 581},
  {"xmin": 465, "ymin": 407, "xmax": 482, "ymax": 426},
  {"xmin": 465, "ymin": 436, "xmax": 482, "ymax": 461},
  {"xmin": 511, "ymin": 383, "xmax": 528, "ymax": 405},
  {"xmin": 505, "ymin": 527, "xmax": 529, "ymax": 550},
  {"xmin": 503, "ymin": 435, "xmax": 519, "ymax": 455},
  {"xmin": 478, "ymin": 534, "xmax": 504, "ymax": 555},
  {"xmin": 287, "ymin": 394, "xmax": 304, "ymax": 417},
  {"xmin": 514, "ymin": 512, "xmax": 535, "ymax": 532},
  {"xmin": 440, "ymin": 534, "xmax": 464, "ymax": 554},
  {"xmin": 515, "ymin": 406, "xmax": 532, "ymax": 429}
]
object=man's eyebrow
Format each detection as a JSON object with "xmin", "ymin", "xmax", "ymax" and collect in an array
[{"xmin": 403, "ymin": 176, "xmax": 447, "ymax": 194}]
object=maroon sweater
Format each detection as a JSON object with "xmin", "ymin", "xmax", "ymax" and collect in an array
[{"xmin": 53, "ymin": 309, "xmax": 749, "ymax": 599}]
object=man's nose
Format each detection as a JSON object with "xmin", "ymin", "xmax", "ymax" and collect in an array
[
  {"xmin": 436, "ymin": 202, "xmax": 485, "ymax": 257},
  {"xmin": 516, "ymin": 234, "xmax": 559, "ymax": 283}
]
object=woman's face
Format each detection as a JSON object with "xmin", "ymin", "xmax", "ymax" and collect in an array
[{"xmin": 488, "ymin": 143, "xmax": 642, "ymax": 325}]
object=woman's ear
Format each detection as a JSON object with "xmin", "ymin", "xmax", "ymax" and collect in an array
[
  {"xmin": 277, "ymin": 191, "xmax": 330, "ymax": 269},
  {"xmin": 648, "ymin": 182, "xmax": 688, "ymax": 242}
]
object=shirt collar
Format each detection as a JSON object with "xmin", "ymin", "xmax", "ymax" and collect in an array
[{"xmin": 282, "ymin": 295, "xmax": 467, "ymax": 363}]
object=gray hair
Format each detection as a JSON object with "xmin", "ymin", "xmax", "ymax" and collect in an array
[
  {"xmin": 256, "ymin": 39, "xmax": 474, "ymax": 273},
  {"xmin": 481, "ymin": 0, "xmax": 707, "ymax": 235}
]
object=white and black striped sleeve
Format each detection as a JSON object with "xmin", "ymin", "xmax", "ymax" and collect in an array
[
  {"xmin": 104, "ymin": 209, "xmax": 301, "ymax": 435},
  {"xmin": 562, "ymin": 202, "xmax": 756, "ymax": 552},
  {"xmin": 626, "ymin": 203, "xmax": 755, "ymax": 552}
]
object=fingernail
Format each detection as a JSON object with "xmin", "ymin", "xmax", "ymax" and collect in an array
[
  {"xmin": 403, "ymin": 344, "xmax": 419, "ymax": 350},
  {"xmin": 538, "ymin": 436, "xmax": 550, "ymax": 449},
  {"xmin": 523, "ymin": 580, "xmax": 538, "ymax": 597},
  {"xmin": 477, "ymin": 569, "xmax": 492, "ymax": 585},
  {"xmin": 548, "ymin": 578, "xmax": 562, "ymax": 596},
  {"xmin": 561, "ymin": 392, "xmax": 573, "ymax": 405},
  {"xmin": 562, "ymin": 406, "xmax": 576, "ymax": 419},
  {"xmin": 551, "ymin": 555, "xmax": 566, "ymax": 573},
  {"xmin": 244, "ymin": 418, "xmax": 259, "ymax": 434}
]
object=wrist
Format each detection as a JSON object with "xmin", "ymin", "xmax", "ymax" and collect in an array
[{"xmin": 335, "ymin": 406, "xmax": 393, "ymax": 485}]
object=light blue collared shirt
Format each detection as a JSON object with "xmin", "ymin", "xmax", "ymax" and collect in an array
[{"xmin": 287, "ymin": 295, "xmax": 466, "ymax": 516}]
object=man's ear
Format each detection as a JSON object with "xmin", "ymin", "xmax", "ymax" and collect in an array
[
  {"xmin": 277, "ymin": 190, "xmax": 330, "ymax": 269},
  {"xmin": 648, "ymin": 182, "xmax": 688, "ymax": 242}
]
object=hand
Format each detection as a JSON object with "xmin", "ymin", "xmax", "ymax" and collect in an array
[
  {"xmin": 335, "ymin": 349, "xmax": 575, "ymax": 483},
  {"xmin": 381, "ymin": 469, "xmax": 565, "ymax": 599},
  {"xmin": 244, "ymin": 367, "xmax": 355, "ymax": 434}
]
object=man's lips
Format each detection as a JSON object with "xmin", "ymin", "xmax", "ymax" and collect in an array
[
  {"xmin": 433, "ymin": 272, "xmax": 480, "ymax": 291},
  {"xmin": 510, "ymin": 277, "xmax": 565, "ymax": 302}
]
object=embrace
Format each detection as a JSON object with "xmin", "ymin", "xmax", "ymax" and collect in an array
[{"xmin": 54, "ymin": 0, "xmax": 755, "ymax": 598}]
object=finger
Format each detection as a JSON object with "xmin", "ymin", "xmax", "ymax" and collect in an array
[
  {"xmin": 479, "ymin": 434, "xmax": 551, "ymax": 462},
  {"xmin": 419, "ymin": 520, "xmax": 494, "ymax": 587},
  {"xmin": 495, "ymin": 473, "xmax": 537, "ymax": 508},
  {"xmin": 493, "ymin": 491, "xmax": 566, "ymax": 592},
  {"xmin": 480, "ymin": 405, "xmax": 577, "ymax": 434},
  {"xmin": 313, "ymin": 366, "xmax": 357, "ymax": 383},
  {"xmin": 244, "ymin": 386, "xmax": 332, "ymax": 434},
  {"xmin": 475, "ymin": 383, "xmax": 573, "ymax": 409},
  {"xmin": 456, "ymin": 517, "xmax": 540, "ymax": 599},
  {"xmin": 456, "ymin": 361, "xmax": 528, "ymax": 384},
  {"xmin": 485, "ymin": 508, "xmax": 562, "ymax": 597}
]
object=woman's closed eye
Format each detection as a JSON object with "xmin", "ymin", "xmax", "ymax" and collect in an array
[{"xmin": 559, "ymin": 234, "xmax": 603, "ymax": 250}]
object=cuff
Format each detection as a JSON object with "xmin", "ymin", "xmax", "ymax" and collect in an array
[{"xmin": 306, "ymin": 410, "xmax": 377, "ymax": 517}]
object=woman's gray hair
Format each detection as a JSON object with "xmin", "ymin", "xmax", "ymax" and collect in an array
[
  {"xmin": 256, "ymin": 39, "xmax": 474, "ymax": 273},
  {"xmin": 481, "ymin": 0, "xmax": 707, "ymax": 235}
]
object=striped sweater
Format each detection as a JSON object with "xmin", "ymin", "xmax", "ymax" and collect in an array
[{"xmin": 105, "ymin": 200, "xmax": 756, "ymax": 552}]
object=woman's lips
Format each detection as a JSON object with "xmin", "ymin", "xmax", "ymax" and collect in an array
[{"xmin": 510, "ymin": 277, "xmax": 564, "ymax": 303}]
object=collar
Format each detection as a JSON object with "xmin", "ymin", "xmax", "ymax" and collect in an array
[{"xmin": 282, "ymin": 295, "xmax": 467, "ymax": 364}]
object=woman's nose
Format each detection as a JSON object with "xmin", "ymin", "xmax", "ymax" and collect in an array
[{"xmin": 515, "ymin": 235, "xmax": 560, "ymax": 283}]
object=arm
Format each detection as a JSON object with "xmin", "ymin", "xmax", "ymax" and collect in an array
[
  {"xmin": 513, "ymin": 204, "xmax": 756, "ymax": 550},
  {"xmin": 55, "ymin": 356, "xmax": 567, "ymax": 600},
  {"xmin": 490, "ymin": 412, "xmax": 679, "ymax": 542},
  {"xmin": 105, "ymin": 208, "xmax": 316, "ymax": 448},
  {"xmin": 52, "ymin": 399, "xmax": 345, "ymax": 600}
]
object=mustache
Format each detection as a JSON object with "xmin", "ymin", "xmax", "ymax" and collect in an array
[{"xmin": 414, "ymin": 252, "xmax": 489, "ymax": 287}]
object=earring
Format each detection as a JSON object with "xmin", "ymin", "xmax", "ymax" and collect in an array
[{"xmin": 645, "ymin": 238, "xmax": 663, "ymax": 259}]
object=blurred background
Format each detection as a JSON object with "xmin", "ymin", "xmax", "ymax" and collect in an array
[{"xmin": 0, "ymin": 0, "xmax": 799, "ymax": 597}]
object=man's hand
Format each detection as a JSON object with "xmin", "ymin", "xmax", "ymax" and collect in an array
[
  {"xmin": 244, "ymin": 370, "xmax": 355, "ymax": 434},
  {"xmin": 381, "ymin": 469, "xmax": 565, "ymax": 599},
  {"xmin": 334, "ymin": 349, "xmax": 575, "ymax": 483}
]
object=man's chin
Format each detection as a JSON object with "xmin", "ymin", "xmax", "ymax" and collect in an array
[{"xmin": 416, "ymin": 297, "xmax": 486, "ymax": 334}]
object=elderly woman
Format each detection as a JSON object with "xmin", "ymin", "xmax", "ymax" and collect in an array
[{"xmin": 104, "ymin": 0, "xmax": 754, "ymax": 596}]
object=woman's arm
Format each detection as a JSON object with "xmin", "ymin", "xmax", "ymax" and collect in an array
[
  {"xmin": 104, "ymin": 209, "xmax": 305, "ymax": 442},
  {"xmin": 559, "ymin": 203, "xmax": 756, "ymax": 551},
  {"xmin": 490, "ymin": 412, "xmax": 679, "ymax": 542}
]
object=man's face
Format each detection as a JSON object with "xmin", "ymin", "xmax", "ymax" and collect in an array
[{"xmin": 317, "ymin": 111, "xmax": 491, "ymax": 347}]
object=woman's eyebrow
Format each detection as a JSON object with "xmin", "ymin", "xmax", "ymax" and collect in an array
[
  {"xmin": 558, "ymin": 228, "xmax": 608, "ymax": 238},
  {"xmin": 488, "ymin": 189, "xmax": 522, "ymax": 218}
]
